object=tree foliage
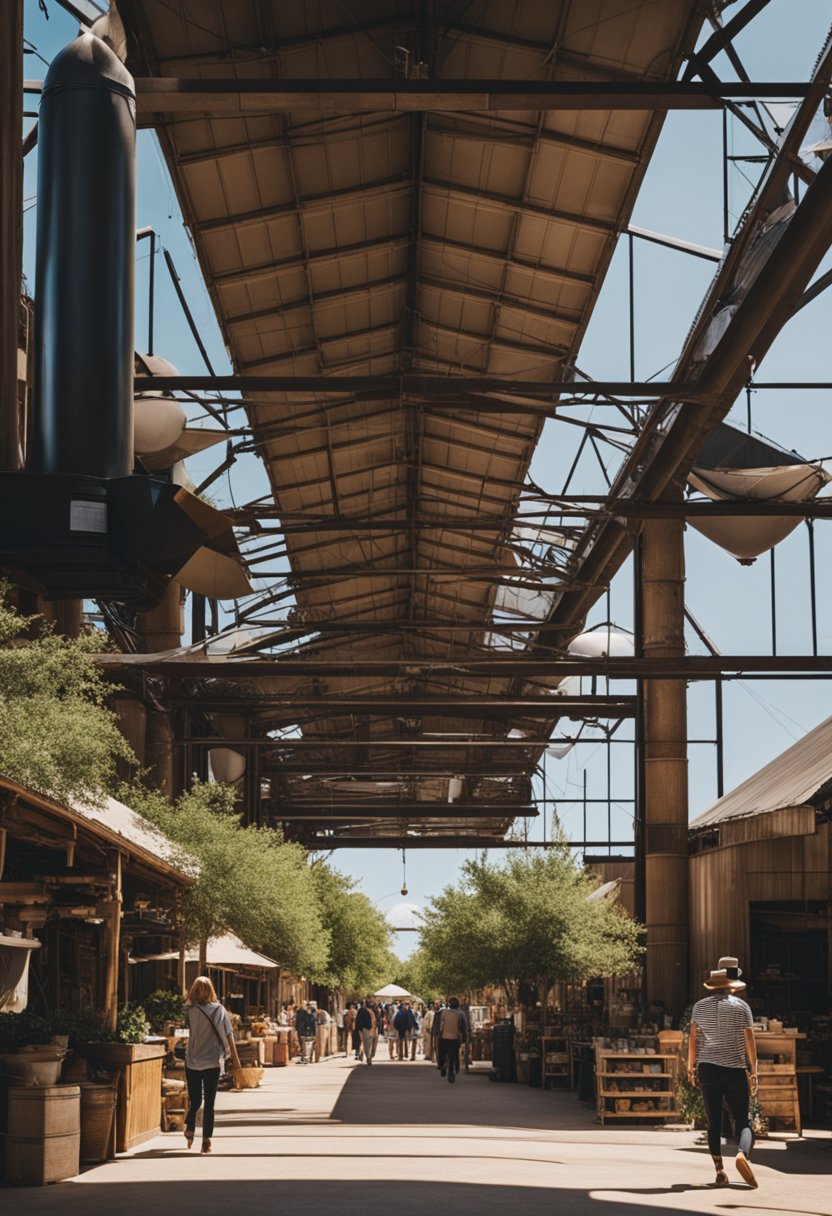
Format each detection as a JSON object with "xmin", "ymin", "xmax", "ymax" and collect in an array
[
  {"xmin": 309, "ymin": 864, "xmax": 393, "ymax": 994},
  {"xmin": 391, "ymin": 946, "xmax": 442, "ymax": 1003},
  {"xmin": 418, "ymin": 848, "xmax": 642, "ymax": 995},
  {"xmin": 0, "ymin": 592, "xmax": 136, "ymax": 805},
  {"xmin": 127, "ymin": 781, "xmax": 329, "ymax": 978}
]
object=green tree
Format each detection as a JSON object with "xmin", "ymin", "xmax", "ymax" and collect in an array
[
  {"xmin": 418, "ymin": 847, "xmax": 642, "ymax": 998},
  {"xmin": 0, "ymin": 592, "xmax": 136, "ymax": 805},
  {"xmin": 128, "ymin": 780, "xmax": 329, "ymax": 977},
  {"xmin": 310, "ymin": 865, "xmax": 393, "ymax": 994},
  {"xmin": 391, "ymin": 946, "xmax": 441, "ymax": 1003}
]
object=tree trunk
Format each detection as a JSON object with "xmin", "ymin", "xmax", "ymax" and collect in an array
[
  {"xmin": 177, "ymin": 934, "xmax": 187, "ymax": 996},
  {"xmin": 198, "ymin": 935, "xmax": 208, "ymax": 974}
]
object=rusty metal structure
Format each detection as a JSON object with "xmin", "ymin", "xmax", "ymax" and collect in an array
[{"xmin": 8, "ymin": 1, "xmax": 832, "ymax": 1013}]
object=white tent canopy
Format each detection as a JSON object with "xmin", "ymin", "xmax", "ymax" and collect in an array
[{"xmin": 373, "ymin": 983, "xmax": 415, "ymax": 999}]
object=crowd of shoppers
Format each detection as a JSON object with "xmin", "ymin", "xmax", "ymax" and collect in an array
[{"xmin": 276, "ymin": 995, "xmax": 470, "ymax": 1080}]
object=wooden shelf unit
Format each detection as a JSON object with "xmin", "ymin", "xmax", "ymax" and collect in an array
[
  {"xmin": 754, "ymin": 1031, "xmax": 802, "ymax": 1135},
  {"xmin": 541, "ymin": 1035, "xmax": 570, "ymax": 1088},
  {"xmin": 594, "ymin": 1046, "xmax": 679, "ymax": 1124}
]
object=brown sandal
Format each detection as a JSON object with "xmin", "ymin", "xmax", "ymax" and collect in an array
[
  {"xmin": 200, "ymin": 1138, "xmax": 212, "ymax": 1154},
  {"xmin": 714, "ymin": 1169, "xmax": 729, "ymax": 1186},
  {"xmin": 184, "ymin": 1130, "xmax": 194, "ymax": 1150}
]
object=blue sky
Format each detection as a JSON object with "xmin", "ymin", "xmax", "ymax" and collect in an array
[{"xmin": 22, "ymin": 1, "xmax": 832, "ymax": 956}]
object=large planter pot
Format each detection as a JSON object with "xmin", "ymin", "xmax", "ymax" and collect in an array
[
  {"xmin": 5, "ymin": 1085, "xmax": 80, "ymax": 1186},
  {"xmin": 79, "ymin": 1083, "xmax": 117, "ymax": 1164},
  {"xmin": 81, "ymin": 1043, "xmax": 165, "ymax": 1153}
]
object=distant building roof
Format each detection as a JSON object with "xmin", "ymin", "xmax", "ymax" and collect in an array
[
  {"xmin": 74, "ymin": 793, "xmax": 194, "ymax": 877},
  {"xmin": 690, "ymin": 714, "xmax": 832, "ymax": 832},
  {"xmin": 134, "ymin": 932, "xmax": 278, "ymax": 970}
]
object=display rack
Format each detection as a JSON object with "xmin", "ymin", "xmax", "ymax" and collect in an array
[
  {"xmin": 541, "ymin": 1035, "xmax": 570, "ymax": 1088},
  {"xmin": 594, "ymin": 1044, "xmax": 679, "ymax": 1124},
  {"xmin": 754, "ymin": 1031, "xmax": 802, "ymax": 1134}
]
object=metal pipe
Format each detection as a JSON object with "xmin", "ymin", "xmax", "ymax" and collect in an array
[
  {"xmin": 0, "ymin": 0, "xmax": 23, "ymax": 471},
  {"xmin": 162, "ymin": 248, "xmax": 216, "ymax": 376},
  {"xmin": 770, "ymin": 547, "xmax": 777, "ymax": 656},
  {"xmin": 807, "ymin": 519, "xmax": 818, "ymax": 657},
  {"xmin": 715, "ymin": 678, "xmax": 724, "ymax": 798}
]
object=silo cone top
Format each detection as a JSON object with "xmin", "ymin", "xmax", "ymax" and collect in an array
[{"xmin": 42, "ymin": 31, "xmax": 135, "ymax": 102}]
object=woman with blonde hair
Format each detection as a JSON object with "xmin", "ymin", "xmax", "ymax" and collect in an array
[{"xmin": 183, "ymin": 976, "xmax": 241, "ymax": 1154}]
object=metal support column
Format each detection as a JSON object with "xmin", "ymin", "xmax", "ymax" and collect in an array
[
  {"xmin": 641, "ymin": 513, "xmax": 689, "ymax": 1018},
  {"xmin": 0, "ymin": 0, "xmax": 23, "ymax": 470}
]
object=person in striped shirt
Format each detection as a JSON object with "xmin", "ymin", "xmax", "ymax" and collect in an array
[{"xmin": 687, "ymin": 957, "xmax": 758, "ymax": 1189}]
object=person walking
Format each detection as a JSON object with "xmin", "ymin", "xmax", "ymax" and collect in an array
[
  {"xmin": 344, "ymin": 1002, "xmax": 359, "ymax": 1059},
  {"xmin": 355, "ymin": 1000, "xmax": 377, "ymax": 1065},
  {"xmin": 687, "ymin": 957, "xmax": 758, "ymax": 1189},
  {"xmin": 394, "ymin": 1001, "xmax": 416, "ymax": 1060},
  {"xmin": 313, "ymin": 1003, "xmax": 331, "ymax": 1062},
  {"xmin": 409, "ymin": 1005, "xmax": 422, "ymax": 1060},
  {"xmin": 182, "ymin": 975, "xmax": 241, "ymax": 1154},
  {"xmin": 367, "ymin": 999, "xmax": 381, "ymax": 1060},
  {"xmin": 334, "ymin": 1004, "xmax": 345, "ymax": 1054},
  {"xmin": 431, "ymin": 1000, "xmax": 445, "ymax": 1067},
  {"xmin": 421, "ymin": 1002, "xmax": 435, "ymax": 1061},
  {"xmin": 437, "ymin": 997, "xmax": 469, "ymax": 1083},
  {"xmin": 385, "ymin": 1003, "xmax": 399, "ymax": 1059},
  {"xmin": 295, "ymin": 1001, "xmax": 317, "ymax": 1064}
]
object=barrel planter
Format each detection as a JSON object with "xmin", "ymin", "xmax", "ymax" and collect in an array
[
  {"xmin": 5, "ymin": 1085, "xmax": 80, "ymax": 1186},
  {"xmin": 79, "ymin": 1083, "xmax": 117, "ymax": 1163},
  {"xmin": 82, "ymin": 1043, "xmax": 165, "ymax": 1152}
]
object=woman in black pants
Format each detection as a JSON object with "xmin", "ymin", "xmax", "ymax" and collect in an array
[
  {"xmin": 687, "ymin": 958, "xmax": 758, "ymax": 1189},
  {"xmin": 183, "ymin": 976, "xmax": 241, "ymax": 1154}
]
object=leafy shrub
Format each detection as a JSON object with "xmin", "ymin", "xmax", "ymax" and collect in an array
[
  {"xmin": 141, "ymin": 989, "xmax": 185, "ymax": 1032},
  {"xmin": 115, "ymin": 1003, "xmax": 150, "ymax": 1044},
  {"xmin": 0, "ymin": 1010, "xmax": 52, "ymax": 1052},
  {"xmin": 49, "ymin": 1007, "xmax": 111, "ymax": 1046}
]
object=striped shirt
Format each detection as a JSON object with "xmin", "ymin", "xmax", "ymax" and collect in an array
[{"xmin": 691, "ymin": 994, "xmax": 753, "ymax": 1069}]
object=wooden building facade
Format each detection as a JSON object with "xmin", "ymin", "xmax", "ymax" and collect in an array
[
  {"xmin": 0, "ymin": 775, "xmax": 193, "ymax": 1027},
  {"xmin": 689, "ymin": 718, "xmax": 832, "ymax": 1016}
]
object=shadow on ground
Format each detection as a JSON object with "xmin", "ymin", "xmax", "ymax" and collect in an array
[{"xmin": 5, "ymin": 1178, "xmax": 815, "ymax": 1216}]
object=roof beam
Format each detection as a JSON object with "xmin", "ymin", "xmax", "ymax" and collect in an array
[
  {"xmin": 270, "ymin": 805, "xmax": 538, "ymax": 819},
  {"xmin": 132, "ymin": 77, "xmax": 817, "ymax": 116},
  {"xmin": 194, "ymin": 175, "xmax": 410, "ymax": 234},
  {"xmin": 299, "ymin": 837, "xmax": 632, "ymax": 849},
  {"xmin": 134, "ymin": 374, "xmax": 699, "ymax": 397},
  {"xmin": 212, "ymin": 235, "xmax": 410, "ymax": 289},
  {"xmin": 258, "ymin": 764, "xmax": 529, "ymax": 776},
  {"xmin": 426, "ymin": 116, "xmax": 640, "ymax": 165},
  {"xmin": 179, "ymin": 696, "xmax": 635, "ymax": 714},
  {"xmin": 100, "ymin": 655, "xmax": 832, "ymax": 679},
  {"xmin": 223, "ymin": 274, "xmax": 407, "ymax": 329},
  {"xmin": 422, "ymin": 175, "xmax": 616, "ymax": 234}
]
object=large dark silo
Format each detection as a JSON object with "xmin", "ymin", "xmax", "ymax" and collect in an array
[{"xmin": 33, "ymin": 32, "xmax": 136, "ymax": 478}]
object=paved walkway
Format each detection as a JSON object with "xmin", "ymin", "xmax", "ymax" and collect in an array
[{"xmin": 6, "ymin": 1055, "xmax": 832, "ymax": 1215}]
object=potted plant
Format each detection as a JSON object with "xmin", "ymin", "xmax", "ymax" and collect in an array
[{"xmin": 140, "ymin": 990, "xmax": 185, "ymax": 1034}]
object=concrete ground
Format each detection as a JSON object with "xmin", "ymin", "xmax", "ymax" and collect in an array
[{"xmin": 5, "ymin": 1054, "xmax": 831, "ymax": 1215}]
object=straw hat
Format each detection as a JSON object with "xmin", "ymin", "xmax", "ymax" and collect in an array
[{"xmin": 704, "ymin": 956, "xmax": 746, "ymax": 992}]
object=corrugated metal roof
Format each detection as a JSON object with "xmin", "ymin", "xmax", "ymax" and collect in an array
[
  {"xmin": 121, "ymin": 0, "xmax": 703, "ymax": 843},
  {"xmin": 690, "ymin": 714, "xmax": 832, "ymax": 831}
]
